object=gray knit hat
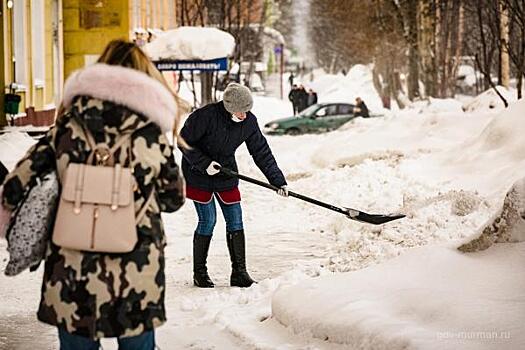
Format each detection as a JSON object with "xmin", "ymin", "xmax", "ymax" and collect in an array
[{"xmin": 223, "ymin": 83, "xmax": 253, "ymax": 113}]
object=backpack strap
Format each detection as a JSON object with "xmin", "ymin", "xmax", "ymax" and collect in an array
[
  {"xmin": 77, "ymin": 118, "xmax": 150, "ymax": 166},
  {"xmin": 85, "ymin": 133, "xmax": 134, "ymax": 166},
  {"xmin": 135, "ymin": 189, "xmax": 155, "ymax": 224},
  {"xmin": 73, "ymin": 118, "xmax": 156, "ymax": 222}
]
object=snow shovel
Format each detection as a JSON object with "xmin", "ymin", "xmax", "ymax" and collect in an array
[{"xmin": 215, "ymin": 166, "xmax": 405, "ymax": 225}]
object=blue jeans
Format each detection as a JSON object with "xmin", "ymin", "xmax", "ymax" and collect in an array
[
  {"xmin": 58, "ymin": 328, "xmax": 155, "ymax": 350},
  {"xmin": 194, "ymin": 196, "xmax": 243, "ymax": 236}
]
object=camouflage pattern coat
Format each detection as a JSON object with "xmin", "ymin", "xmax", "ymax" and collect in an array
[{"xmin": 2, "ymin": 64, "xmax": 185, "ymax": 339}]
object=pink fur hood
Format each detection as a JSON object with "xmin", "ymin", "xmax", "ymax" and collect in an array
[{"xmin": 63, "ymin": 63, "xmax": 177, "ymax": 132}]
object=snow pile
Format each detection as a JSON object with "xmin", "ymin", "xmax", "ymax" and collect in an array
[
  {"xmin": 144, "ymin": 26, "xmax": 235, "ymax": 61},
  {"xmin": 0, "ymin": 132, "xmax": 36, "ymax": 170},
  {"xmin": 308, "ymin": 65, "xmax": 385, "ymax": 113},
  {"xmin": 273, "ymin": 242, "xmax": 525, "ymax": 350},
  {"xmin": 251, "ymin": 95, "xmax": 292, "ymax": 125},
  {"xmin": 408, "ymin": 97, "xmax": 464, "ymax": 114},
  {"xmin": 457, "ymin": 64, "xmax": 479, "ymax": 87},
  {"xmin": 310, "ymin": 109, "xmax": 491, "ymax": 169},
  {"xmin": 463, "ymin": 86, "xmax": 517, "ymax": 112},
  {"xmin": 458, "ymin": 176, "xmax": 525, "ymax": 253},
  {"xmin": 427, "ymin": 98, "xmax": 525, "ymax": 197},
  {"xmin": 270, "ymin": 98, "xmax": 525, "ymax": 350},
  {"xmin": 464, "ymin": 98, "xmax": 525, "ymax": 155}
]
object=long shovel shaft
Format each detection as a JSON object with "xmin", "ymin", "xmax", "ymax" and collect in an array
[
  {"xmin": 225, "ymin": 168, "xmax": 347, "ymax": 215},
  {"xmin": 217, "ymin": 166, "xmax": 405, "ymax": 225}
]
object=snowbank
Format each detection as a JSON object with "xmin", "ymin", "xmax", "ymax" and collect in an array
[
  {"xmin": 0, "ymin": 132, "xmax": 36, "ymax": 170},
  {"xmin": 144, "ymin": 26, "xmax": 235, "ymax": 61},
  {"xmin": 457, "ymin": 64, "xmax": 479, "ymax": 87},
  {"xmin": 463, "ymin": 86, "xmax": 517, "ymax": 112},
  {"xmin": 419, "ymin": 98, "xmax": 525, "ymax": 197},
  {"xmin": 310, "ymin": 107, "xmax": 489, "ymax": 170},
  {"xmin": 270, "ymin": 96, "xmax": 525, "ymax": 350},
  {"xmin": 459, "ymin": 176, "xmax": 525, "ymax": 253},
  {"xmin": 408, "ymin": 97, "xmax": 464, "ymax": 114},
  {"xmin": 308, "ymin": 65, "xmax": 385, "ymax": 113},
  {"xmin": 272, "ymin": 242, "xmax": 525, "ymax": 350}
]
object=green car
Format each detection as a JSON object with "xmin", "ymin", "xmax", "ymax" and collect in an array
[{"xmin": 263, "ymin": 103, "xmax": 367, "ymax": 135}]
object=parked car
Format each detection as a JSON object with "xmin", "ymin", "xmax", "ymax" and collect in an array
[{"xmin": 264, "ymin": 103, "xmax": 377, "ymax": 135}]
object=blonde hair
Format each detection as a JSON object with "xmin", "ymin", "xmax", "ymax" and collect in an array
[
  {"xmin": 57, "ymin": 39, "xmax": 189, "ymax": 145},
  {"xmin": 97, "ymin": 39, "xmax": 189, "ymax": 142}
]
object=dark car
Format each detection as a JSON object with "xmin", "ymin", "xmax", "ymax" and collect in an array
[{"xmin": 264, "ymin": 103, "xmax": 372, "ymax": 135}]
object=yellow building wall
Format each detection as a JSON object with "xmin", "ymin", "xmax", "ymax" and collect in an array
[
  {"xmin": 45, "ymin": 0, "xmax": 55, "ymax": 107},
  {"xmin": 24, "ymin": 0, "xmax": 31, "ymax": 111},
  {"xmin": 63, "ymin": 0, "xmax": 130, "ymax": 79},
  {"xmin": 2, "ymin": 0, "xmax": 57, "ymax": 118}
]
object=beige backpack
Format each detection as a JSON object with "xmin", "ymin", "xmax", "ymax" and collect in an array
[{"xmin": 52, "ymin": 122, "xmax": 153, "ymax": 253}]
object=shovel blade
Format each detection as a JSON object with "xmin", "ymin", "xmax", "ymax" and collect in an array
[{"xmin": 345, "ymin": 208, "xmax": 406, "ymax": 225}]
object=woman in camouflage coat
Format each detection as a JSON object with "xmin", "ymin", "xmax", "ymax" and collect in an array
[{"xmin": 1, "ymin": 41, "xmax": 185, "ymax": 348}]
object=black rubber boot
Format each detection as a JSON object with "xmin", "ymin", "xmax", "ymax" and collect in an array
[
  {"xmin": 227, "ymin": 230, "xmax": 256, "ymax": 287},
  {"xmin": 193, "ymin": 233, "xmax": 215, "ymax": 288}
]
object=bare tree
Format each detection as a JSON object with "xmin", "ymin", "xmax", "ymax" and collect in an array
[
  {"xmin": 405, "ymin": 0, "xmax": 421, "ymax": 100},
  {"xmin": 244, "ymin": 0, "xmax": 269, "ymax": 87},
  {"xmin": 500, "ymin": 0, "xmax": 511, "ymax": 88},
  {"xmin": 504, "ymin": 0, "xmax": 525, "ymax": 98},
  {"xmin": 464, "ymin": 0, "xmax": 509, "ymax": 106}
]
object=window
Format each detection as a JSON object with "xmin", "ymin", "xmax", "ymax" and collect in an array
[
  {"xmin": 326, "ymin": 105, "xmax": 338, "ymax": 116},
  {"xmin": 315, "ymin": 107, "xmax": 327, "ymax": 117},
  {"xmin": 316, "ymin": 105, "xmax": 338, "ymax": 117},
  {"xmin": 338, "ymin": 104, "xmax": 354, "ymax": 114},
  {"xmin": 13, "ymin": 0, "xmax": 27, "ymax": 86},
  {"xmin": 32, "ymin": 0, "xmax": 45, "ymax": 87}
]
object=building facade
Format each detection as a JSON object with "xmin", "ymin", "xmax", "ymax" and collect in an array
[
  {"xmin": 1, "ymin": 0, "xmax": 62, "ymax": 126},
  {"xmin": 1, "ymin": 0, "xmax": 177, "ymax": 127}
]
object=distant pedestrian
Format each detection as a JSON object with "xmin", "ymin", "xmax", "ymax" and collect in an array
[
  {"xmin": 288, "ymin": 72, "xmax": 295, "ymax": 88},
  {"xmin": 288, "ymin": 84, "xmax": 300, "ymax": 115},
  {"xmin": 354, "ymin": 97, "xmax": 370, "ymax": 118},
  {"xmin": 307, "ymin": 89, "xmax": 318, "ymax": 107},
  {"xmin": 297, "ymin": 85, "xmax": 309, "ymax": 112}
]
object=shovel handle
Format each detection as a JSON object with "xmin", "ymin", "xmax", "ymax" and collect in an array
[
  {"xmin": 215, "ymin": 165, "xmax": 405, "ymax": 225},
  {"xmin": 216, "ymin": 165, "xmax": 347, "ymax": 215}
]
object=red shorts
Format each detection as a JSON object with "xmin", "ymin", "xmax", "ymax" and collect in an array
[{"xmin": 186, "ymin": 186, "xmax": 241, "ymax": 204}]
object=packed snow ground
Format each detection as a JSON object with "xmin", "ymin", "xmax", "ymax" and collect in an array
[
  {"xmin": 1, "ymin": 68, "xmax": 524, "ymax": 349},
  {"xmin": 273, "ymin": 242, "xmax": 525, "ymax": 350}
]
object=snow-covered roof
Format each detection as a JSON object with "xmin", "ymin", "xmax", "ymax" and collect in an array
[
  {"xmin": 133, "ymin": 27, "xmax": 147, "ymax": 34},
  {"xmin": 263, "ymin": 26, "xmax": 285, "ymax": 45},
  {"xmin": 144, "ymin": 26, "xmax": 236, "ymax": 61}
]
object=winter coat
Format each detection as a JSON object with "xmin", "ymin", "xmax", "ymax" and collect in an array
[
  {"xmin": 355, "ymin": 101, "xmax": 370, "ymax": 118},
  {"xmin": 0, "ymin": 160, "xmax": 7, "ymax": 184},
  {"xmin": 297, "ymin": 88, "xmax": 309, "ymax": 111},
  {"xmin": 179, "ymin": 101, "xmax": 286, "ymax": 192},
  {"xmin": 288, "ymin": 88, "xmax": 299, "ymax": 104},
  {"xmin": 1, "ymin": 64, "xmax": 185, "ymax": 339},
  {"xmin": 307, "ymin": 92, "xmax": 318, "ymax": 106}
]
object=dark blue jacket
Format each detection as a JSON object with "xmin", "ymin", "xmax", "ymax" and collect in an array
[{"xmin": 179, "ymin": 101, "xmax": 287, "ymax": 192}]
